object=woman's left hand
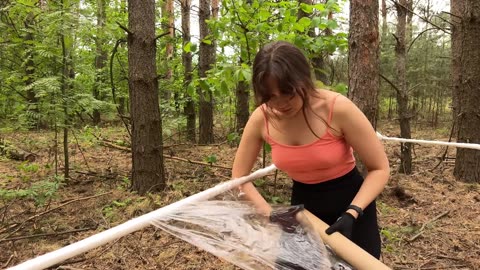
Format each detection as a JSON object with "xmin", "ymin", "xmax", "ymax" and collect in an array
[{"xmin": 325, "ymin": 212, "xmax": 356, "ymax": 239}]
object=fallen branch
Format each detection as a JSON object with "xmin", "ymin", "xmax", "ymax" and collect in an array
[
  {"xmin": 0, "ymin": 192, "xmax": 112, "ymax": 236},
  {"xmin": 163, "ymin": 154, "xmax": 231, "ymax": 170},
  {"xmin": 408, "ymin": 210, "xmax": 450, "ymax": 242},
  {"xmin": 0, "ymin": 140, "xmax": 36, "ymax": 162},
  {"xmin": 99, "ymin": 140, "xmax": 232, "ymax": 170},
  {"xmin": 0, "ymin": 227, "xmax": 95, "ymax": 243}
]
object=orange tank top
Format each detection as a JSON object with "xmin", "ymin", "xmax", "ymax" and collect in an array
[{"xmin": 263, "ymin": 95, "xmax": 356, "ymax": 184}]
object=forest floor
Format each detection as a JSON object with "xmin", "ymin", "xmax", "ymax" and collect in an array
[{"xmin": 0, "ymin": 121, "xmax": 479, "ymax": 270}]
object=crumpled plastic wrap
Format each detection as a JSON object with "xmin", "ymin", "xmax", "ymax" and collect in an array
[{"xmin": 152, "ymin": 192, "xmax": 353, "ymax": 270}]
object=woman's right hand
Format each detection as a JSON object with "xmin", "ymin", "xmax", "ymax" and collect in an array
[{"xmin": 269, "ymin": 204, "xmax": 304, "ymax": 233}]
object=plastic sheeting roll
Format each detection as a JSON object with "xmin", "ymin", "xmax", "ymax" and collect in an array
[{"xmin": 152, "ymin": 197, "xmax": 357, "ymax": 270}]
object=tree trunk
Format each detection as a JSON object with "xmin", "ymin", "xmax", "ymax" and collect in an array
[
  {"xmin": 181, "ymin": 0, "xmax": 196, "ymax": 142},
  {"xmin": 93, "ymin": 0, "xmax": 107, "ymax": 125},
  {"xmin": 235, "ymin": 0, "xmax": 253, "ymax": 133},
  {"xmin": 395, "ymin": 0, "xmax": 412, "ymax": 174},
  {"xmin": 24, "ymin": 12, "xmax": 40, "ymax": 129},
  {"xmin": 348, "ymin": 0, "xmax": 380, "ymax": 176},
  {"xmin": 452, "ymin": 0, "xmax": 480, "ymax": 183},
  {"xmin": 381, "ymin": 0, "xmax": 387, "ymax": 39},
  {"xmin": 235, "ymin": 78, "xmax": 249, "ymax": 132},
  {"xmin": 161, "ymin": 0, "xmax": 174, "ymax": 100},
  {"xmin": 128, "ymin": 0, "xmax": 165, "ymax": 194},
  {"xmin": 348, "ymin": 0, "xmax": 380, "ymax": 128},
  {"xmin": 60, "ymin": 0, "xmax": 74, "ymax": 181},
  {"xmin": 198, "ymin": 0, "xmax": 216, "ymax": 144}
]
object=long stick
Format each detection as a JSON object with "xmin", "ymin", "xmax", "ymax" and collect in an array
[
  {"xmin": 8, "ymin": 165, "xmax": 277, "ymax": 270},
  {"xmin": 377, "ymin": 132, "xmax": 480, "ymax": 150}
]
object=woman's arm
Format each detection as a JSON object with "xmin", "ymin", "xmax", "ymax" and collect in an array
[
  {"xmin": 232, "ymin": 108, "xmax": 272, "ymax": 216},
  {"xmin": 334, "ymin": 96, "xmax": 390, "ymax": 218}
]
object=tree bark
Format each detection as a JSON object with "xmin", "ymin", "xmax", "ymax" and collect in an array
[
  {"xmin": 60, "ymin": 0, "xmax": 75, "ymax": 181},
  {"xmin": 452, "ymin": 0, "xmax": 480, "ymax": 183},
  {"xmin": 128, "ymin": 0, "xmax": 165, "ymax": 194},
  {"xmin": 181, "ymin": 0, "xmax": 196, "ymax": 142},
  {"xmin": 93, "ymin": 0, "xmax": 107, "ymax": 125},
  {"xmin": 381, "ymin": 0, "xmax": 388, "ymax": 40},
  {"xmin": 348, "ymin": 0, "xmax": 380, "ymax": 128},
  {"xmin": 394, "ymin": 0, "xmax": 412, "ymax": 174},
  {"xmin": 161, "ymin": 0, "xmax": 174, "ymax": 100},
  {"xmin": 235, "ymin": 0, "xmax": 253, "ymax": 133},
  {"xmin": 235, "ymin": 78, "xmax": 249, "ymax": 133},
  {"xmin": 348, "ymin": 0, "xmax": 380, "ymax": 175},
  {"xmin": 198, "ymin": 0, "xmax": 216, "ymax": 144}
]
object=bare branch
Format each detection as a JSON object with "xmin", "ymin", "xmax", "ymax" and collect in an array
[
  {"xmin": 407, "ymin": 27, "xmax": 437, "ymax": 53},
  {"xmin": 116, "ymin": 22, "xmax": 132, "ymax": 35},
  {"xmin": 380, "ymin": 73, "xmax": 401, "ymax": 95},
  {"xmin": 389, "ymin": 0, "xmax": 451, "ymax": 34}
]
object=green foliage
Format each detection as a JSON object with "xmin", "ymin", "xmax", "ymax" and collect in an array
[
  {"xmin": 0, "ymin": 175, "xmax": 64, "ymax": 206},
  {"xmin": 205, "ymin": 154, "xmax": 217, "ymax": 165},
  {"xmin": 263, "ymin": 143, "xmax": 272, "ymax": 154},
  {"xmin": 270, "ymin": 196, "xmax": 284, "ymax": 204},
  {"xmin": 0, "ymin": 0, "xmax": 127, "ymax": 129},
  {"xmin": 102, "ymin": 198, "xmax": 132, "ymax": 221},
  {"xmin": 17, "ymin": 161, "xmax": 40, "ymax": 174},
  {"xmin": 0, "ymin": 0, "xmax": 352, "ymax": 156},
  {"xmin": 226, "ymin": 131, "xmax": 241, "ymax": 147},
  {"xmin": 378, "ymin": 9, "xmax": 451, "ymax": 123}
]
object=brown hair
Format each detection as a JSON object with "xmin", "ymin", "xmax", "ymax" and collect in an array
[
  {"xmin": 252, "ymin": 40, "xmax": 316, "ymax": 106},
  {"xmin": 252, "ymin": 41, "xmax": 331, "ymax": 138}
]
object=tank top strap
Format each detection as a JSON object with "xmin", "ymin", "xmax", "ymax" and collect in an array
[
  {"xmin": 327, "ymin": 94, "xmax": 341, "ymax": 125},
  {"xmin": 260, "ymin": 105, "xmax": 270, "ymax": 135}
]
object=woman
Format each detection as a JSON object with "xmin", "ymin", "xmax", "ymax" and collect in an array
[{"xmin": 231, "ymin": 41, "xmax": 390, "ymax": 258}]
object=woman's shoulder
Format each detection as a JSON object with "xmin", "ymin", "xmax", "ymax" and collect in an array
[{"xmin": 246, "ymin": 106, "xmax": 267, "ymax": 129}]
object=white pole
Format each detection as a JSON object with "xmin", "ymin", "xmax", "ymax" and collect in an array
[
  {"xmin": 377, "ymin": 132, "xmax": 480, "ymax": 150},
  {"xmin": 8, "ymin": 165, "xmax": 277, "ymax": 270}
]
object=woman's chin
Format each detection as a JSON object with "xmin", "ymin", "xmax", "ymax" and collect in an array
[{"xmin": 274, "ymin": 108, "xmax": 299, "ymax": 118}]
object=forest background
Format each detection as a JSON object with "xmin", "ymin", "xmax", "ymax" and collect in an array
[{"xmin": 0, "ymin": 0, "xmax": 479, "ymax": 269}]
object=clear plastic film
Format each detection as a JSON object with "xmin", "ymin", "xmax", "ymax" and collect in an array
[{"xmin": 151, "ymin": 192, "xmax": 353, "ymax": 270}]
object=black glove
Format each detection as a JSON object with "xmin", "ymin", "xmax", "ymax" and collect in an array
[
  {"xmin": 269, "ymin": 204, "xmax": 304, "ymax": 233},
  {"xmin": 325, "ymin": 212, "xmax": 356, "ymax": 239}
]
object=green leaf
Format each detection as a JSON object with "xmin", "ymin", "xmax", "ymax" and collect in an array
[
  {"xmin": 258, "ymin": 10, "xmax": 271, "ymax": 21},
  {"xmin": 327, "ymin": 19, "xmax": 338, "ymax": 30},
  {"xmin": 221, "ymin": 80, "xmax": 229, "ymax": 94},
  {"xmin": 300, "ymin": 4, "xmax": 314, "ymax": 14},
  {"xmin": 190, "ymin": 43, "xmax": 198, "ymax": 52},
  {"xmin": 293, "ymin": 23, "xmax": 305, "ymax": 32},
  {"xmin": 187, "ymin": 82, "xmax": 195, "ymax": 97},
  {"xmin": 241, "ymin": 69, "xmax": 251, "ymax": 82},
  {"xmin": 205, "ymin": 155, "xmax": 217, "ymax": 164},
  {"xmin": 298, "ymin": 17, "xmax": 311, "ymax": 28},
  {"xmin": 264, "ymin": 143, "xmax": 271, "ymax": 153},
  {"xmin": 199, "ymin": 79, "xmax": 209, "ymax": 91},
  {"xmin": 333, "ymin": 83, "xmax": 348, "ymax": 95},
  {"xmin": 183, "ymin": 42, "xmax": 191, "ymax": 52}
]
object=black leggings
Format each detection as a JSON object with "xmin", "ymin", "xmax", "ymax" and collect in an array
[{"xmin": 291, "ymin": 167, "xmax": 381, "ymax": 259}]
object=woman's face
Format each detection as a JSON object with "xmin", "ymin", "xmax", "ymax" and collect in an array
[{"xmin": 265, "ymin": 78, "xmax": 303, "ymax": 118}]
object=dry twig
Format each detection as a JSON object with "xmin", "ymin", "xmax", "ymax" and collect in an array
[
  {"xmin": 0, "ymin": 227, "xmax": 95, "ymax": 243},
  {"xmin": 0, "ymin": 192, "xmax": 111, "ymax": 237},
  {"xmin": 99, "ymin": 140, "xmax": 232, "ymax": 170},
  {"xmin": 408, "ymin": 210, "xmax": 450, "ymax": 242}
]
